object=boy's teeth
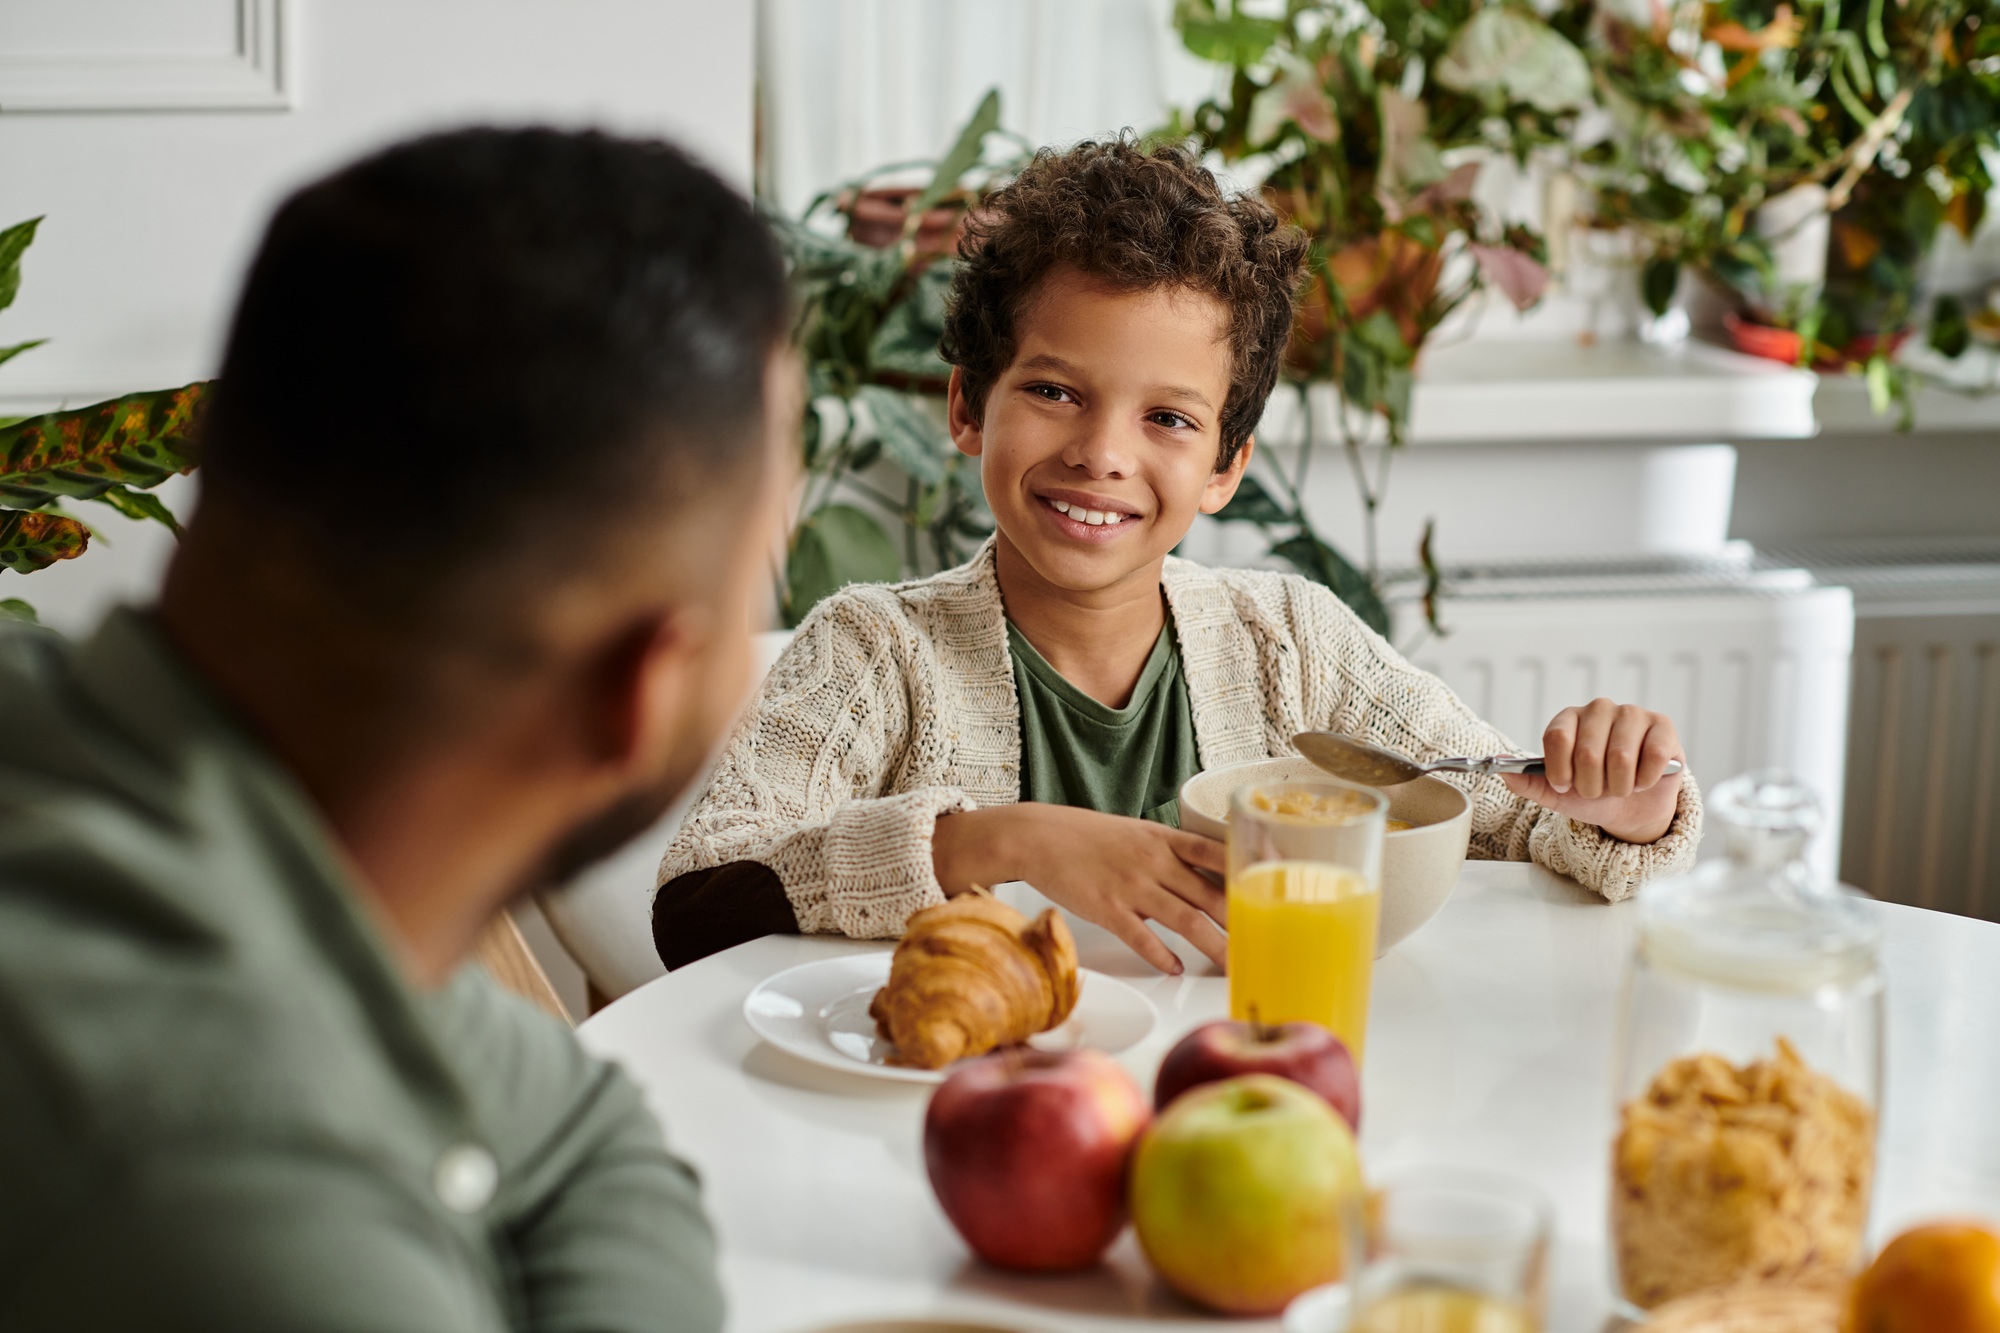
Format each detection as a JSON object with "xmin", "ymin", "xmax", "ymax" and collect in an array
[{"xmin": 1050, "ymin": 498, "xmax": 1125, "ymax": 525}]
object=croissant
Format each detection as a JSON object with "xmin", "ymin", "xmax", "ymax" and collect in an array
[{"xmin": 869, "ymin": 893, "xmax": 1081, "ymax": 1070}]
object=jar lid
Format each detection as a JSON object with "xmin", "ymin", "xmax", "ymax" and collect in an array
[{"xmin": 1640, "ymin": 772, "xmax": 1879, "ymax": 992}]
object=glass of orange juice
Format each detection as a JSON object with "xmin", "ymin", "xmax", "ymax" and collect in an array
[{"xmin": 1226, "ymin": 778, "xmax": 1387, "ymax": 1064}]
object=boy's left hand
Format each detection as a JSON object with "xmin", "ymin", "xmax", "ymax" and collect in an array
[{"xmin": 1499, "ymin": 698, "xmax": 1683, "ymax": 845}]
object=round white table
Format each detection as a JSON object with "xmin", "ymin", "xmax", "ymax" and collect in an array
[{"xmin": 579, "ymin": 863, "xmax": 2000, "ymax": 1333}]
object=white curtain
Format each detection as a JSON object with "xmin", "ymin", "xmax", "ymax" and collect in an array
[{"xmin": 756, "ymin": 0, "xmax": 1219, "ymax": 211}]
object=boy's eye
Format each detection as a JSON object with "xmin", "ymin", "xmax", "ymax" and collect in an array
[
  {"xmin": 1026, "ymin": 382, "xmax": 1075, "ymax": 404},
  {"xmin": 1148, "ymin": 410, "xmax": 1196, "ymax": 430}
]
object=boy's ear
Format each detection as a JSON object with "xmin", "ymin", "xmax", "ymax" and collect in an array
[
  {"xmin": 946, "ymin": 367, "xmax": 984, "ymax": 459},
  {"xmin": 1198, "ymin": 435, "xmax": 1256, "ymax": 515}
]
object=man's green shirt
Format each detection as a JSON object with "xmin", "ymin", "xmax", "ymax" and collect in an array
[{"xmin": 0, "ymin": 611, "xmax": 723, "ymax": 1332}]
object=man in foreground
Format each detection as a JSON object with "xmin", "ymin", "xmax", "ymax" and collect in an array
[{"xmin": 0, "ymin": 127, "xmax": 793, "ymax": 1330}]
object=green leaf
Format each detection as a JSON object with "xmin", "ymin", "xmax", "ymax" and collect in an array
[
  {"xmin": 1929, "ymin": 294, "xmax": 1970, "ymax": 360},
  {"xmin": 1864, "ymin": 355, "xmax": 1895, "ymax": 417},
  {"xmin": 1215, "ymin": 474, "xmax": 1292, "ymax": 525},
  {"xmin": 0, "ymin": 339, "xmax": 47, "ymax": 370},
  {"xmin": 0, "ymin": 217, "xmax": 43, "ymax": 316},
  {"xmin": 1353, "ymin": 311, "xmax": 1415, "ymax": 365},
  {"xmin": 1381, "ymin": 364, "xmax": 1415, "ymax": 443},
  {"xmin": 767, "ymin": 211, "xmax": 867, "ymax": 274},
  {"xmin": 1175, "ymin": 1, "xmax": 1281, "ymax": 66},
  {"xmin": 90, "ymin": 485, "xmax": 183, "ymax": 534},
  {"xmin": 1271, "ymin": 533, "xmax": 1392, "ymax": 638},
  {"xmin": 1435, "ymin": 10, "xmax": 1591, "ymax": 115},
  {"xmin": 911, "ymin": 89, "xmax": 1001, "ymax": 217},
  {"xmin": 0, "ymin": 597, "xmax": 37, "ymax": 624},
  {"xmin": 1415, "ymin": 518, "xmax": 1446, "ymax": 639},
  {"xmin": 855, "ymin": 385, "xmax": 948, "ymax": 486},
  {"xmin": 784, "ymin": 502, "xmax": 903, "ymax": 625},
  {"xmin": 1641, "ymin": 257, "xmax": 1682, "ymax": 318},
  {"xmin": 866, "ymin": 264, "xmax": 953, "ymax": 379},
  {"xmin": 0, "ymin": 382, "xmax": 208, "ymax": 509},
  {"xmin": 1341, "ymin": 338, "xmax": 1384, "ymax": 420},
  {"xmin": 0, "ymin": 508, "xmax": 89, "ymax": 574}
]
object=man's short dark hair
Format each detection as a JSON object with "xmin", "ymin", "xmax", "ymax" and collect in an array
[
  {"xmin": 202, "ymin": 126, "xmax": 789, "ymax": 623},
  {"xmin": 939, "ymin": 137, "xmax": 1306, "ymax": 470}
]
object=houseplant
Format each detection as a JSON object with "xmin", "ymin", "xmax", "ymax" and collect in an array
[
  {"xmin": 770, "ymin": 91, "xmax": 1028, "ymax": 626},
  {"xmin": 1580, "ymin": 0, "xmax": 2000, "ymax": 419},
  {"xmin": 0, "ymin": 216, "xmax": 208, "ymax": 623},
  {"xmin": 1166, "ymin": 0, "xmax": 1581, "ymax": 636}
]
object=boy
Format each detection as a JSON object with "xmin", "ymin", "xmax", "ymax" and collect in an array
[{"xmin": 654, "ymin": 139, "xmax": 1698, "ymax": 976}]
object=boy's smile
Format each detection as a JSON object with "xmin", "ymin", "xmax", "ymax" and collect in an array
[{"xmin": 948, "ymin": 269, "xmax": 1252, "ymax": 603}]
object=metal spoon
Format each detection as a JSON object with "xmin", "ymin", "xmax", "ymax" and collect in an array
[{"xmin": 1292, "ymin": 731, "xmax": 1683, "ymax": 788}]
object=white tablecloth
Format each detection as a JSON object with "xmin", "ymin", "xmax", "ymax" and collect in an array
[{"xmin": 579, "ymin": 863, "xmax": 2000, "ymax": 1333}]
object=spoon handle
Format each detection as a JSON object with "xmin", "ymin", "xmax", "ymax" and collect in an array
[
  {"xmin": 1440, "ymin": 756, "xmax": 1684, "ymax": 779},
  {"xmin": 1429, "ymin": 755, "xmax": 1544, "ymax": 776}
]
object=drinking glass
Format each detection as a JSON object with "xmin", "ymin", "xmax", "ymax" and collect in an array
[
  {"xmin": 1351, "ymin": 1168, "xmax": 1552, "ymax": 1333},
  {"xmin": 1226, "ymin": 778, "xmax": 1387, "ymax": 1064}
]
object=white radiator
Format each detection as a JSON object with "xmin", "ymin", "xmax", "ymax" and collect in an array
[
  {"xmin": 1764, "ymin": 541, "xmax": 2000, "ymax": 921},
  {"xmin": 1390, "ymin": 575, "xmax": 1856, "ymax": 881}
]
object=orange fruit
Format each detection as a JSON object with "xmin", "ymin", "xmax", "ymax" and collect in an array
[{"xmin": 1847, "ymin": 1222, "xmax": 2000, "ymax": 1333}]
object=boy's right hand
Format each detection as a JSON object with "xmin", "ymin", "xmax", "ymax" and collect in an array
[{"xmin": 931, "ymin": 804, "xmax": 1227, "ymax": 975}]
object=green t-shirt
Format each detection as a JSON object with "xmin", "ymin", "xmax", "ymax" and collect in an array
[
  {"xmin": 1008, "ymin": 617, "xmax": 1201, "ymax": 828},
  {"xmin": 0, "ymin": 611, "xmax": 722, "ymax": 1332}
]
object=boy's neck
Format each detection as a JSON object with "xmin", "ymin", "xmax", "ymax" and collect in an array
[{"xmin": 994, "ymin": 534, "xmax": 1168, "ymax": 709}]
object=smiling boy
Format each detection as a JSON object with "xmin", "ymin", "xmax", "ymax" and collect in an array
[{"xmin": 654, "ymin": 139, "xmax": 1700, "ymax": 974}]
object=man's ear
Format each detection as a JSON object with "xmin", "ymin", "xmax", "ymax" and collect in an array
[
  {"xmin": 591, "ymin": 607, "xmax": 710, "ymax": 773},
  {"xmin": 946, "ymin": 367, "xmax": 984, "ymax": 459},
  {"xmin": 1198, "ymin": 435, "xmax": 1256, "ymax": 515}
]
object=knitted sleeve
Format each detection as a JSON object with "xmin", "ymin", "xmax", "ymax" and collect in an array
[
  {"xmin": 655, "ymin": 590, "xmax": 973, "ymax": 940},
  {"xmin": 1263, "ymin": 574, "xmax": 1701, "ymax": 902}
]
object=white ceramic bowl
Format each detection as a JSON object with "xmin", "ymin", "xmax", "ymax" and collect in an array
[{"xmin": 1179, "ymin": 755, "xmax": 1472, "ymax": 955}]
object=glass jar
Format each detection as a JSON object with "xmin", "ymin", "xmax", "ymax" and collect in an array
[{"xmin": 1609, "ymin": 771, "xmax": 1883, "ymax": 1316}]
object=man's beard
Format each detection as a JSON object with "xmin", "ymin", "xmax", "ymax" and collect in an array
[{"xmin": 512, "ymin": 757, "xmax": 701, "ymax": 901}]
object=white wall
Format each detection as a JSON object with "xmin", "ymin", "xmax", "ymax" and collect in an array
[
  {"xmin": 0, "ymin": 0, "xmax": 755, "ymax": 635},
  {"xmin": 757, "ymin": 0, "xmax": 1215, "ymax": 213}
]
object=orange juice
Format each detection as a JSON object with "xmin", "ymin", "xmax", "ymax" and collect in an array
[
  {"xmin": 1227, "ymin": 860, "xmax": 1380, "ymax": 1063},
  {"xmin": 1353, "ymin": 1285, "xmax": 1537, "ymax": 1333}
]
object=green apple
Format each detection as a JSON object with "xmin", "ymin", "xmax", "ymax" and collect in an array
[{"xmin": 1130, "ymin": 1073, "xmax": 1363, "ymax": 1315}]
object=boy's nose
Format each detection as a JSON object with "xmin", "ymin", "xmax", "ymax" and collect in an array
[{"xmin": 1060, "ymin": 420, "xmax": 1138, "ymax": 478}]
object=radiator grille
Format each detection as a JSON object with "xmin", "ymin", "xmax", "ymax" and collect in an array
[
  {"xmin": 1760, "ymin": 539, "xmax": 2000, "ymax": 922},
  {"xmin": 1843, "ymin": 610, "xmax": 2000, "ymax": 919}
]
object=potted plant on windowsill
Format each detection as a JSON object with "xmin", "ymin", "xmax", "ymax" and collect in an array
[
  {"xmin": 1580, "ymin": 0, "xmax": 2000, "ymax": 422},
  {"xmin": 1165, "ymin": 0, "xmax": 1584, "ymax": 637}
]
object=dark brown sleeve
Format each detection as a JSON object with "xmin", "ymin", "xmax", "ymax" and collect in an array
[{"xmin": 651, "ymin": 860, "xmax": 802, "ymax": 971}]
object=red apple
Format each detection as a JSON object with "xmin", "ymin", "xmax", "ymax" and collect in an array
[
  {"xmin": 923, "ymin": 1047, "xmax": 1151, "ymax": 1271},
  {"xmin": 1153, "ymin": 1019, "xmax": 1360, "ymax": 1130}
]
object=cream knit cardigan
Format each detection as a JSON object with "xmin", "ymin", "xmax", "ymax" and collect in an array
[{"xmin": 659, "ymin": 541, "xmax": 1702, "ymax": 939}]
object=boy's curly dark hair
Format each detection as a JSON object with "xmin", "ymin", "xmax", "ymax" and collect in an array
[{"xmin": 939, "ymin": 137, "xmax": 1307, "ymax": 470}]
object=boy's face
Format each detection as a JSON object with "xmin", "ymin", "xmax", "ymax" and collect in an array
[{"xmin": 949, "ymin": 270, "xmax": 1251, "ymax": 600}]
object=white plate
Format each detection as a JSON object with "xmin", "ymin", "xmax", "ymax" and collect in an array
[{"xmin": 742, "ymin": 953, "xmax": 1157, "ymax": 1084}]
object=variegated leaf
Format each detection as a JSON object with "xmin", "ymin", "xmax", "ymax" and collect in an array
[
  {"xmin": 0, "ymin": 381, "xmax": 208, "ymax": 509},
  {"xmin": 92, "ymin": 485, "xmax": 183, "ymax": 534},
  {"xmin": 0, "ymin": 509, "xmax": 89, "ymax": 573}
]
